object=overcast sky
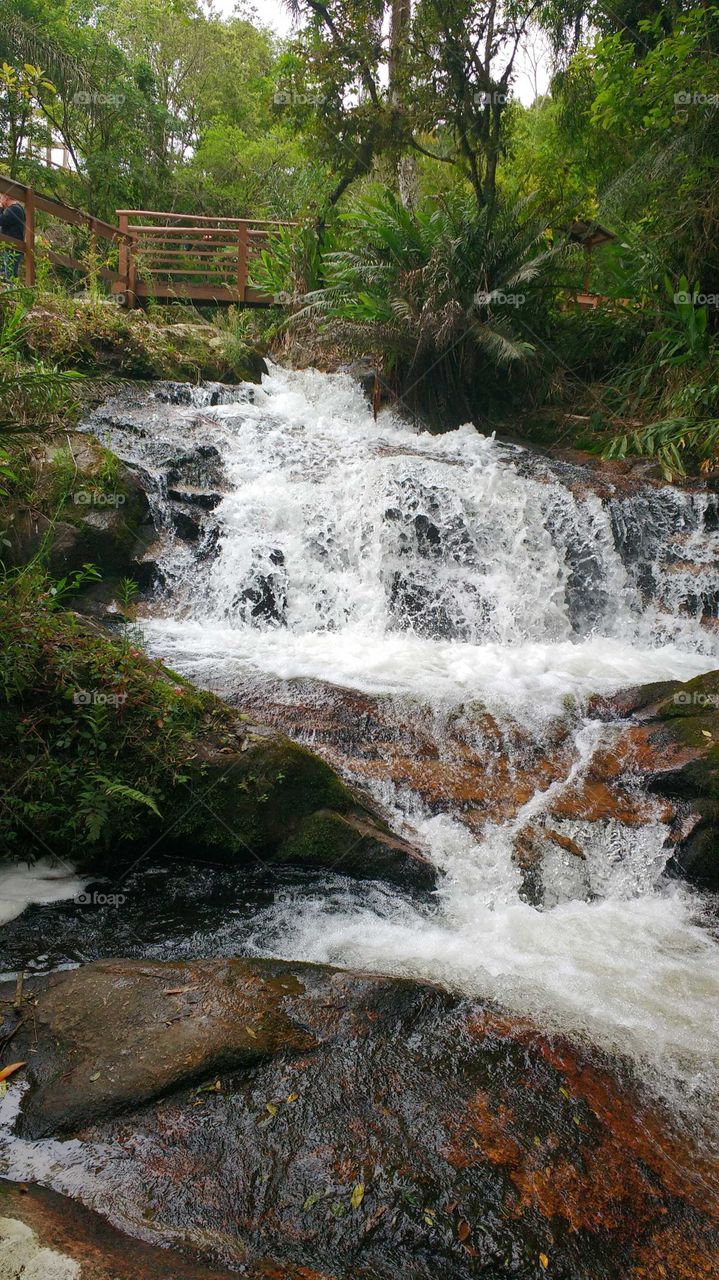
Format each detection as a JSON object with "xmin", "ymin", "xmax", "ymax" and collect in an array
[{"xmin": 209, "ymin": 1, "xmax": 550, "ymax": 103}]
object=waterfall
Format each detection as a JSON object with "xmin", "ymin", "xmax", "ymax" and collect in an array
[{"xmin": 87, "ymin": 364, "xmax": 719, "ymax": 1134}]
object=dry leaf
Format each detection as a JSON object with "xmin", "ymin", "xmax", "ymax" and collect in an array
[
  {"xmin": 539, "ymin": 1253, "xmax": 549, "ymax": 1269},
  {"xmin": 350, "ymin": 1183, "xmax": 365, "ymax": 1209},
  {"xmin": 457, "ymin": 1219, "xmax": 471, "ymax": 1242},
  {"xmin": 163, "ymin": 986, "xmax": 197, "ymax": 996},
  {"xmin": 287, "ymin": 1092, "xmax": 299, "ymax": 1103},
  {"xmin": 266, "ymin": 1102, "xmax": 278, "ymax": 1116},
  {"xmin": 245, "ymin": 1027, "xmax": 258, "ymax": 1038},
  {"xmin": 0, "ymin": 1061, "xmax": 26, "ymax": 1083}
]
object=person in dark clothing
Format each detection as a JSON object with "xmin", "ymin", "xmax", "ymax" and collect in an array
[{"xmin": 0, "ymin": 195, "xmax": 26, "ymax": 281}]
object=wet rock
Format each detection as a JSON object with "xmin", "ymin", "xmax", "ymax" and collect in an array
[
  {"xmin": 6, "ymin": 958, "xmax": 719, "ymax": 1280},
  {"xmin": 166, "ymin": 441, "xmax": 224, "ymax": 490},
  {"xmin": 171, "ymin": 509, "xmax": 202, "ymax": 542},
  {"xmin": 595, "ymin": 670, "xmax": 719, "ymax": 890},
  {"xmin": 167, "ymin": 487, "xmax": 222, "ymax": 510},
  {"xmin": 0, "ymin": 1180, "xmax": 243, "ymax": 1280},
  {"xmin": 236, "ymin": 550, "xmax": 287, "ymax": 624}
]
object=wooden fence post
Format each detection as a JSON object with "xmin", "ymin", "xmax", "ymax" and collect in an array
[
  {"xmin": 24, "ymin": 186, "xmax": 35, "ymax": 285},
  {"xmin": 117, "ymin": 212, "xmax": 136, "ymax": 307},
  {"xmin": 237, "ymin": 223, "xmax": 248, "ymax": 302},
  {"xmin": 127, "ymin": 233, "xmax": 137, "ymax": 308}
]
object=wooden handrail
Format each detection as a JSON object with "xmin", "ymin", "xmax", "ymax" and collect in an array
[
  {"xmin": 0, "ymin": 231, "xmax": 27, "ymax": 253},
  {"xmin": 118, "ymin": 208, "xmax": 296, "ymax": 226},
  {"xmin": 0, "ymin": 176, "xmax": 130, "ymax": 243}
]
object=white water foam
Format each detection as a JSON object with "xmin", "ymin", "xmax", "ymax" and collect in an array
[
  {"xmin": 93, "ymin": 364, "xmax": 719, "ymax": 1131},
  {"xmin": 0, "ymin": 861, "xmax": 86, "ymax": 926}
]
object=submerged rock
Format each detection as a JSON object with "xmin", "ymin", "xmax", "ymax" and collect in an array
[{"xmin": 5, "ymin": 958, "xmax": 718, "ymax": 1279}]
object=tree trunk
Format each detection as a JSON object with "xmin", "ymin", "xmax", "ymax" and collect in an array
[{"xmin": 389, "ymin": 0, "xmax": 417, "ymax": 206}]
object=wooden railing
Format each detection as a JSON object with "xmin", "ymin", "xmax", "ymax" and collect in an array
[
  {"xmin": 0, "ymin": 175, "xmax": 130, "ymax": 290},
  {"xmin": 116, "ymin": 209, "xmax": 289, "ymax": 306},
  {"xmin": 0, "ymin": 179, "xmax": 288, "ymax": 307}
]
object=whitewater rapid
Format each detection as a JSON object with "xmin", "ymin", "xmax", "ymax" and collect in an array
[{"xmin": 93, "ymin": 364, "xmax": 719, "ymax": 1134}]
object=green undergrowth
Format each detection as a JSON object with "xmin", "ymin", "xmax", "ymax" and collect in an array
[
  {"xmin": 24, "ymin": 292, "xmax": 268, "ymax": 382},
  {"xmin": 0, "ymin": 568, "xmax": 236, "ymax": 861}
]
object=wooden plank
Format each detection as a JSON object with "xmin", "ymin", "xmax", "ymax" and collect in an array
[
  {"xmin": 127, "ymin": 230, "xmax": 138, "ymax": 309},
  {"xmin": 0, "ymin": 231, "xmax": 27, "ymax": 252},
  {"xmin": 134, "ymin": 229, "xmax": 253, "ymax": 242},
  {"xmin": 143, "ymin": 267, "xmax": 232, "ymax": 277},
  {"xmin": 141, "ymin": 245, "xmax": 236, "ymax": 256},
  {"xmin": 134, "ymin": 280, "xmax": 273, "ymax": 302},
  {"xmin": 45, "ymin": 248, "xmax": 122, "ymax": 285}
]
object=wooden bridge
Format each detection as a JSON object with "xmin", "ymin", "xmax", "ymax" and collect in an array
[{"xmin": 0, "ymin": 177, "xmax": 284, "ymax": 306}]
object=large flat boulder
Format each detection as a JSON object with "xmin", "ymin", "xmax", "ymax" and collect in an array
[{"xmin": 3, "ymin": 958, "xmax": 717, "ymax": 1280}]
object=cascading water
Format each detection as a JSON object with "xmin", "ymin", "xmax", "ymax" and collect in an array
[{"xmin": 86, "ymin": 364, "xmax": 719, "ymax": 1137}]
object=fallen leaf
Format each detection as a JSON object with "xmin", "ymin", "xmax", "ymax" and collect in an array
[
  {"xmin": 701, "ymin": 729, "xmax": 713, "ymax": 738},
  {"xmin": 163, "ymin": 986, "xmax": 197, "ymax": 996},
  {"xmin": 196, "ymin": 1079, "xmax": 221, "ymax": 1094},
  {"xmin": 539, "ymin": 1253, "xmax": 549, "ymax": 1269},
  {"xmin": 0, "ymin": 1062, "xmax": 26, "ymax": 1083},
  {"xmin": 266, "ymin": 1102, "xmax": 278, "ymax": 1116},
  {"xmin": 89, "ymin": 1071, "xmax": 101, "ymax": 1082},
  {"xmin": 457, "ymin": 1219, "xmax": 471, "ymax": 1242},
  {"xmin": 287, "ymin": 1092, "xmax": 299, "ymax": 1103},
  {"xmin": 533, "ymin": 1136, "xmax": 542, "ymax": 1147},
  {"xmin": 350, "ymin": 1183, "xmax": 364, "ymax": 1209},
  {"xmin": 245, "ymin": 1027, "xmax": 258, "ymax": 1039}
]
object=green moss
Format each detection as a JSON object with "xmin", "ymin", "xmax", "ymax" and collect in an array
[{"xmin": 171, "ymin": 738, "xmax": 354, "ymax": 857}]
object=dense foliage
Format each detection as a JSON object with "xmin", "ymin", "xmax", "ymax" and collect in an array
[{"xmin": 1, "ymin": 1, "xmax": 719, "ymax": 461}]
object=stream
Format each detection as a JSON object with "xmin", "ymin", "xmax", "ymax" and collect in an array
[{"xmin": 2, "ymin": 364, "xmax": 719, "ymax": 1176}]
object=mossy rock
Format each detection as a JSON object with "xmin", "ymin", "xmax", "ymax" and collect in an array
[
  {"xmin": 2, "ymin": 432, "xmax": 155, "ymax": 589},
  {"xmin": 163, "ymin": 735, "xmax": 436, "ymax": 889}
]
